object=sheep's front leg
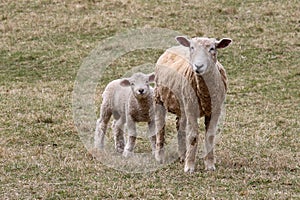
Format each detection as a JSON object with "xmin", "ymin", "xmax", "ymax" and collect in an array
[
  {"xmin": 113, "ymin": 118, "xmax": 125, "ymax": 153},
  {"xmin": 148, "ymin": 120, "xmax": 156, "ymax": 155},
  {"xmin": 123, "ymin": 117, "xmax": 137, "ymax": 157},
  {"xmin": 154, "ymin": 103, "xmax": 166, "ymax": 163},
  {"xmin": 204, "ymin": 114, "xmax": 219, "ymax": 171},
  {"xmin": 184, "ymin": 119, "xmax": 199, "ymax": 173},
  {"xmin": 176, "ymin": 116, "xmax": 187, "ymax": 162},
  {"xmin": 183, "ymin": 100, "xmax": 199, "ymax": 173}
]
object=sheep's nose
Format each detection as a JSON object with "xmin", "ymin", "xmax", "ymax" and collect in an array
[
  {"xmin": 194, "ymin": 64, "xmax": 204, "ymax": 74},
  {"xmin": 138, "ymin": 89, "xmax": 144, "ymax": 94},
  {"xmin": 195, "ymin": 64, "xmax": 204, "ymax": 70}
]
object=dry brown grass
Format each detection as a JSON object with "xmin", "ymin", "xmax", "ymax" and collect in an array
[{"xmin": 1, "ymin": 0, "xmax": 299, "ymax": 199}]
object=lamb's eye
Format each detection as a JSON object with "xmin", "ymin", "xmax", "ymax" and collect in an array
[
  {"xmin": 190, "ymin": 46, "xmax": 194, "ymax": 51},
  {"xmin": 131, "ymin": 82, "xmax": 134, "ymax": 86}
]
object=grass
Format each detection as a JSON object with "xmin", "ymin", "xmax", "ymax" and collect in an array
[{"xmin": 1, "ymin": 0, "xmax": 299, "ymax": 199}]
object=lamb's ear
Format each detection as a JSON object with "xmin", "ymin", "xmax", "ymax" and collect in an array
[
  {"xmin": 216, "ymin": 38, "xmax": 232, "ymax": 49},
  {"xmin": 120, "ymin": 79, "xmax": 131, "ymax": 87},
  {"xmin": 148, "ymin": 73, "xmax": 155, "ymax": 83},
  {"xmin": 176, "ymin": 36, "xmax": 190, "ymax": 47}
]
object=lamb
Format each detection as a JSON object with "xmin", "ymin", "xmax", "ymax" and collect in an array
[
  {"xmin": 154, "ymin": 36, "xmax": 232, "ymax": 172},
  {"xmin": 94, "ymin": 72, "xmax": 156, "ymax": 157}
]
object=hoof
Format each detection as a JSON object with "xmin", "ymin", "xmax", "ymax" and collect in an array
[
  {"xmin": 94, "ymin": 140, "xmax": 104, "ymax": 150},
  {"xmin": 151, "ymin": 150, "xmax": 155, "ymax": 156},
  {"xmin": 179, "ymin": 155, "xmax": 185, "ymax": 163},
  {"xmin": 184, "ymin": 160, "xmax": 195, "ymax": 173},
  {"xmin": 116, "ymin": 147, "xmax": 124, "ymax": 154},
  {"xmin": 123, "ymin": 149, "xmax": 134, "ymax": 158},
  {"xmin": 94, "ymin": 145, "xmax": 104, "ymax": 150},
  {"xmin": 184, "ymin": 163, "xmax": 195, "ymax": 173},
  {"xmin": 155, "ymin": 149, "xmax": 164, "ymax": 164},
  {"xmin": 204, "ymin": 160, "xmax": 216, "ymax": 171}
]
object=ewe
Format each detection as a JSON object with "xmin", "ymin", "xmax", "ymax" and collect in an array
[
  {"xmin": 154, "ymin": 36, "xmax": 232, "ymax": 172},
  {"xmin": 94, "ymin": 72, "xmax": 156, "ymax": 157}
]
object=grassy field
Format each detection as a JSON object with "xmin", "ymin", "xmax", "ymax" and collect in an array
[{"xmin": 1, "ymin": 0, "xmax": 299, "ymax": 199}]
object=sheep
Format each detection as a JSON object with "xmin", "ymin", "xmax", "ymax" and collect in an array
[
  {"xmin": 94, "ymin": 72, "xmax": 156, "ymax": 157},
  {"xmin": 154, "ymin": 36, "xmax": 232, "ymax": 172}
]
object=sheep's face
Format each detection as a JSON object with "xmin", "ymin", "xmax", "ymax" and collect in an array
[
  {"xmin": 120, "ymin": 73, "xmax": 155, "ymax": 99},
  {"xmin": 176, "ymin": 36, "xmax": 232, "ymax": 76}
]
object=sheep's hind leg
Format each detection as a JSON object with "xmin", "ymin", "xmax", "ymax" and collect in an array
[
  {"xmin": 154, "ymin": 103, "xmax": 166, "ymax": 163},
  {"xmin": 113, "ymin": 119, "xmax": 125, "ymax": 153},
  {"xmin": 176, "ymin": 116, "xmax": 186, "ymax": 162},
  {"xmin": 94, "ymin": 106, "xmax": 112, "ymax": 149}
]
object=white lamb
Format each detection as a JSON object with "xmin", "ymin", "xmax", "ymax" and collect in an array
[
  {"xmin": 154, "ymin": 36, "xmax": 232, "ymax": 172},
  {"xmin": 94, "ymin": 72, "xmax": 156, "ymax": 157}
]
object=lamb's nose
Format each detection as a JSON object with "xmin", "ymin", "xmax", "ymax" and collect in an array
[{"xmin": 138, "ymin": 89, "xmax": 144, "ymax": 94}]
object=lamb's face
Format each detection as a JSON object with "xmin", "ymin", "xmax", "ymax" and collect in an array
[
  {"xmin": 176, "ymin": 36, "xmax": 232, "ymax": 76},
  {"xmin": 120, "ymin": 73, "xmax": 155, "ymax": 99},
  {"xmin": 130, "ymin": 75, "xmax": 151, "ymax": 98}
]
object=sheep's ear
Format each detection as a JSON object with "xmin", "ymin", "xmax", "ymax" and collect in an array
[
  {"xmin": 176, "ymin": 36, "xmax": 190, "ymax": 47},
  {"xmin": 120, "ymin": 79, "xmax": 131, "ymax": 87},
  {"xmin": 216, "ymin": 38, "xmax": 232, "ymax": 49},
  {"xmin": 148, "ymin": 73, "xmax": 155, "ymax": 83}
]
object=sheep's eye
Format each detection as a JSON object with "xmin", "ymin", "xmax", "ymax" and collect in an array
[
  {"xmin": 190, "ymin": 46, "xmax": 194, "ymax": 51},
  {"xmin": 130, "ymin": 82, "xmax": 134, "ymax": 86},
  {"xmin": 209, "ymin": 47, "xmax": 215, "ymax": 52}
]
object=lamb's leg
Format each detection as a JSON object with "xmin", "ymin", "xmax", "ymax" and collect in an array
[
  {"xmin": 204, "ymin": 114, "xmax": 219, "ymax": 171},
  {"xmin": 123, "ymin": 118, "xmax": 136, "ymax": 157},
  {"xmin": 176, "ymin": 116, "xmax": 187, "ymax": 162},
  {"xmin": 94, "ymin": 104, "xmax": 112, "ymax": 149},
  {"xmin": 113, "ymin": 118, "xmax": 125, "ymax": 153},
  {"xmin": 123, "ymin": 136, "xmax": 136, "ymax": 157},
  {"xmin": 148, "ymin": 120, "xmax": 156, "ymax": 155},
  {"xmin": 154, "ymin": 102, "xmax": 166, "ymax": 163}
]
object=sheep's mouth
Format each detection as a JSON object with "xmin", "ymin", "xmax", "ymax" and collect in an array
[
  {"xmin": 193, "ymin": 64, "xmax": 205, "ymax": 75},
  {"xmin": 194, "ymin": 69, "xmax": 204, "ymax": 75}
]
